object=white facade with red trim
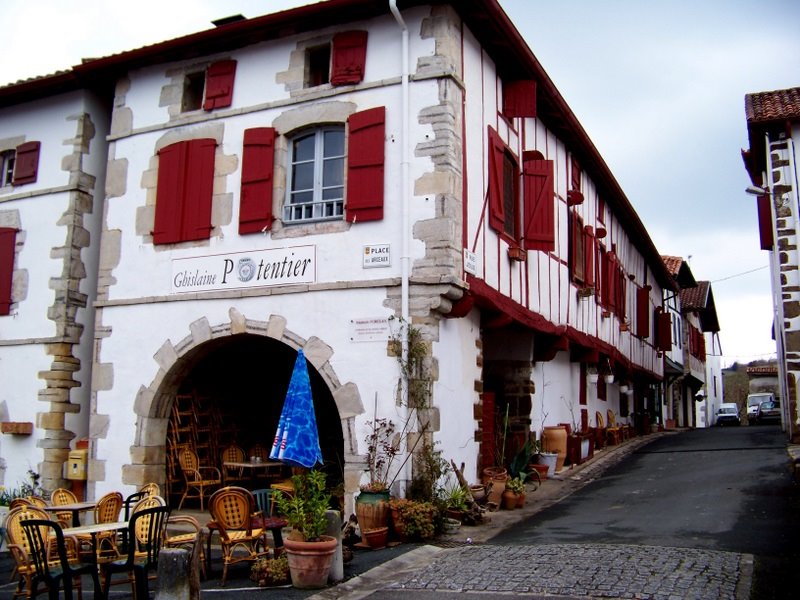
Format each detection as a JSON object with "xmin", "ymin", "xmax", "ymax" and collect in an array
[{"xmin": 0, "ymin": 1, "xmax": 683, "ymax": 509}]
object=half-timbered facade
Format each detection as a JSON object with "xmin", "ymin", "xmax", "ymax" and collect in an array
[{"xmin": 1, "ymin": 0, "xmax": 683, "ymax": 511}]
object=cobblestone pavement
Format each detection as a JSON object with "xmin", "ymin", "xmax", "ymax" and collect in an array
[{"xmin": 385, "ymin": 543, "xmax": 752, "ymax": 600}]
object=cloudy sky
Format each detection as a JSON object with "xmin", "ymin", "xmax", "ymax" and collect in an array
[{"xmin": 2, "ymin": 0, "xmax": 798, "ymax": 367}]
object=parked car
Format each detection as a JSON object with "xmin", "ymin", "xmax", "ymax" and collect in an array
[
  {"xmin": 754, "ymin": 400, "xmax": 781, "ymax": 424},
  {"xmin": 746, "ymin": 393, "xmax": 774, "ymax": 423},
  {"xmin": 715, "ymin": 403, "xmax": 741, "ymax": 426}
]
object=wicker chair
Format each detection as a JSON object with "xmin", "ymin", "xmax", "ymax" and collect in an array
[
  {"xmin": 177, "ymin": 447, "xmax": 222, "ymax": 510},
  {"xmin": 139, "ymin": 483, "xmax": 161, "ymax": 497},
  {"xmin": 207, "ymin": 486, "xmax": 269, "ymax": 585},
  {"xmin": 164, "ymin": 514, "xmax": 207, "ymax": 579},
  {"xmin": 5, "ymin": 506, "xmax": 82, "ymax": 599},
  {"xmin": 606, "ymin": 410, "xmax": 623, "ymax": 445},
  {"xmin": 50, "ymin": 488, "xmax": 78, "ymax": 528},
  {"xmin": 594, "ymin": 411, "xmax": 607, "ymax": 450},
  {"xmin": 77, "ymin": 491, "xmax": 123, "ymax": 562},
  {"xmin": 220, "ymin": 445, "xmax": 248, "ymax": 485}
]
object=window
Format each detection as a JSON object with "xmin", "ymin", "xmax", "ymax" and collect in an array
[
  {"xmin": 285, "ymin": 127, "xmax": 345, "ymax": 223},
  {"xmin": 0, "ymin": 227, "xmax": 16, "ymax": 315},
  {"xmin": 1, "ymin": 151, "xmax": 14, "ymax": 187},
  {"xmin": 307, "ymin": 45, "xmax": 331, "ymax": 87},
  {"xmin": 635, "ymin": 285, "xmax": 651, "ymax": 338},
  {"xmin": 305, "ymin": 31, "xmax": 368, "ymax": 89},
  {"xmin": 181, "ymin": 60, "xmax": 237, "ymax": 113},
  {"xmin": 153, "ymin": 138, "xmax": 217, "ymax": 245}
]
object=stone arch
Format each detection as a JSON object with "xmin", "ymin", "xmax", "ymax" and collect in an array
[{"xmin": 126, "ymin": 307, "xmax": 366, "ymax": 509}]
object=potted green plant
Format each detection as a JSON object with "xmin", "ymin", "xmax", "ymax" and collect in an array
[
  {"xmin": 250, "ymin": 554, "xmax": 290, "ymax": 587},
  {"xmin": 273, "ymin": 470, "xmax": 337, "ymax": 589},
  {"xmin": 356, "ymin": 417, "xmax": 398, "ymax": 541},
  {"xmin": 504, "ymin": 475, "xmax": 526, "ymax": 509},
  {"xmin": 388, "ymin": 498, "xmax": 436, "ymax": 542},
  {"xmin": 441, "ymin": 483, "xmax": 469, "ymax": 522}
]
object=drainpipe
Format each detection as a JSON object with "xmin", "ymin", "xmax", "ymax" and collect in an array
[{"xmin": 390, "ymin": 0, "xmax": 411, "ymax": 493}]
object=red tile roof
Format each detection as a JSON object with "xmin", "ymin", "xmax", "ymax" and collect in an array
[
  {"xmin": 680, "ymin": 280, "xmax": 709, "ymax": 310},
  {"xmin": 745, "ymin": 86, "xmax": 800, "ymax": 124},
  {"xmin": 662, "ymin": 255, "xmax": 683, "ymax": 277}
]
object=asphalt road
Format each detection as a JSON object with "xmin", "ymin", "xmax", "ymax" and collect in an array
[{"xmin": 490, "ymin": 423, "xmax": 799, "ymax": 598}]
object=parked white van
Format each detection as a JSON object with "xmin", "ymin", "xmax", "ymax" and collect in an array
[{"xmin": 746, "ymin": 393, "xmax": 775, "ymax": 423}]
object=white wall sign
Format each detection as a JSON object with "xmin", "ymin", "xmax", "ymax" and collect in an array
[
  {"xmin": 464, "ymin": 249, "xmax": 478, "ymax": 275},
  {"xmin": 171, "ymin": 245, "xmax": 316, "ymax": 293},
  {"xmin": 349, "ymin": 317, "xmax": 391, "ymax": 342},
  {"xmin": 363, "ymin": 244, "xmax": 391, "ymax": 268}
]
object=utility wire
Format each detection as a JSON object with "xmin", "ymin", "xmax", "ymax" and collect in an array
[{"xmin": 711, "ymin": 265, "xmax": 768, "ymax": 283}]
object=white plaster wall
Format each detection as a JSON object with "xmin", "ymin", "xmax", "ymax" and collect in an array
[
  {"xmin": 433, "ymin": 312, "xmax": 482, "ymax": 484},
  {"xmin": 0, "ymin": 347, "xmax": 53, "ymax": 485}
]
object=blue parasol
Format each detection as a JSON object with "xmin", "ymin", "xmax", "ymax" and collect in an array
[{"xmin": 270, "ymin": 349, "xmax": 323, "ymax": 468}]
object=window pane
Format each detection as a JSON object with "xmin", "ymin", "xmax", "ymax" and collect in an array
[
  {"xmin": 293, "ymin": 134, "xmax": 315, "ymax": 162},
  {"xmin": 323, "ymin": 130, "xmax": 345, "ymax": 158},
  {"xmin": 322, "ymin": 157, "xmax": 343, "ymax": 187},
  {"xmin": 290, "ymin": 190, "xmax": 313, "ymax": 205},
  {"xmin": 292, "ymin": 162, "xmax": 314, "ymax": 191},
  {"xmin": 322, "ymin": 186, "xmax": 343, "ymax": 201}
]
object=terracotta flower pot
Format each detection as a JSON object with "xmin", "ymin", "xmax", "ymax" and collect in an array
[
  {"xmin": 284, "ymin": 535, "xmax": 337, "ymax": 589},
  {"xmin": 542, "ymin": 426, "xmax": 568, "ymax": 471},
  {"xmin": 501, "ymin": 489, "xmax": 517, "ymax": 510},
  {"xmin": 362, "ymin": 526, "xmax": 388, "ymax": 549},
  {"xmin": 515, "ymin": 492, "xmax": 526, "ymax": 509}
]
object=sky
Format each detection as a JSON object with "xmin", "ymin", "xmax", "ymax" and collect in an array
[{"xmin": 2, "ymin": 0, "xmax": 798, "ymax": 368}]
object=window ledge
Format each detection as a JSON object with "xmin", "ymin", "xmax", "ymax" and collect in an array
[{"xmin": 1, "ymin": 422, "xmax": 33, "ymax": 435}]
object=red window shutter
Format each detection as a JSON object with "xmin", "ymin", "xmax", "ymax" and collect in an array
[
  {"xmin": 616, "ymin": 264, "xmax": 626, "ymax": 319},
  {"xmin": 204, "ymin": 60, "xmax": 237, "ymax": 110},
  {"xmin": 503, "ymin": 80, "xmax": 536, "ymax": 118},
  {"xmin": 605, "ymin": 252, "xmax": 617, "ymax": 310},
  {"xmin": 239, "ymin": 128, "xmax": 276, "ymax": 234},
  {"xmin": 346, "ymin": 107, "xmax": 385, "ymax": 222},
  {"xmin": 583, "ymin": 226, "xmax": 595, "ymax": 287},
  {"xmin": 487, "ymin": 126, "xmax": 506, "ymax": 233},
  {"xmin": 756, "ymin": 194, "xmax": 774, "ymax": 250},
  {"xmin": 522, "ymin": 153, "xmax": 554, "ymax": 251},
  {"xmin": 154, "ymin": 139, "xmax": 216, "ymax": 244},
  {"xmin": 571, "ymin": 155, "xmax": 581, "ymax": 191},
  {"xmin": 12, "ymin": 141, "xmax": 40, "ymax": 185},
  {"xmin": 331, "ymin": 31, "xmax": 368, "ymax": 86},
  {"xmin": 636, "ymin": 286, "xmax": 650, "ymax": 338},
  {"xmin": 656, "ymin": 309, "xmax": 672, "ymax": 352},
  {"xmin": 0, "ymin": 227, "xmax": 16, "ymax": 315}
]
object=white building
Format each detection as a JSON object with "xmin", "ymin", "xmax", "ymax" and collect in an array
[{"xmin": 2, "ymin": 0, "xmax": 689, "ymax": 512}]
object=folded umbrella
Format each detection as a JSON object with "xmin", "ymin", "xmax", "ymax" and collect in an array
[{"xmin": 270, "ymin": 349, "xmax": 323, "ymax": 468}]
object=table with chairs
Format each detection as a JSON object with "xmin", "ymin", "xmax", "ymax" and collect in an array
[{"xmin": 2, "ymin": 483, "xmax": 170, "ymax": 600}]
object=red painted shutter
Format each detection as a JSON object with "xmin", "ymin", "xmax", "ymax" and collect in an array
[
  {"xmin": 239, "ymin": 128, "xmax": 276, "ymax": 234},
  {"xmin": 346, "ymin": 107, "xmax": 385, "ymax": 222},
  {"xmin": 522, "ymin": 152, "xmax": 554, "ymax": 251},
  {"xmin": 616, "ymin": 264, "xmax": 626, "ymax": 319},
  {"xmin": 153, "ymin": 139, "xmax": 216, "ymax": 244},
  {"xmin": 583, "ymin": 226, "xmax": 595, "ymax": 287},
  {"xmin": 636, "ymin": 286, "xmax": 650, "ymax": 338},
  {"xmin": 0, "ymin": 228, "xmax": 16, "ymax": 315},
  {"xmin": 571, "ymin": 156, "xmax": 581, "ymax": 191},
  {"xmin": 331, "ymin": 31, "xmax": 368, "ymax": 86},
  {"xmin": 487, "ymin": 126, "xmax": 505, "ymax": 233},
  {"xmin": 12, "ymin": 141, "xmax": 40, "ymax": 185},
  {"xmin": 756, "ymin": 194, "xmax": 774, "ymax": 250},
  {"xmin": 503, "ymin": 80, "xmax": 536, "ymax": 118},
  {"xmin": 203, "ymin": 60, "xmax": 237, "ymax": 110}
]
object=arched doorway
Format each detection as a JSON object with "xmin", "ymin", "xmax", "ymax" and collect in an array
[{"xmin": 164, "ymin": 333, "xmax": 344, "ymax": 505}]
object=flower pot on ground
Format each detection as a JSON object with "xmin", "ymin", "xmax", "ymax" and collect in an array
[
  {"xmin": 274, "ymin": 470, "xmax": 337, "ymax": 589},
  {"xmin": 362, "ymin": 526, "xmax": 389, "ymax": 549},
  {"xmin": 536, "ymin": 452, "xmax": 558, "ymax": 478},
  {"xmin": 542, "ymin": 426, "xmax": 568, "ymax": 471},
  {"xmin": 251, "ymin": 554, "xmax": 290, "ymax": 587},
  {"xmin": 503, "ymin": 475, "xmax": 525, "ymax": 509},
  {"xmin": 355, "ymin": 489, "xmax": 390, "ymax": 544},
  {"xmin": 529, "ymin": 463, "xmax": 549, "ymax": 480}
]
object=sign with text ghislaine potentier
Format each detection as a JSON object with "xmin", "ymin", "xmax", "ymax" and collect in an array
[{"xmin": 171, "ymin": 246, "xmax": 316, "ymax": 293}]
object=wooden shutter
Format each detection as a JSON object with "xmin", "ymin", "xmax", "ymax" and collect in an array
[
  {"xmin": 635, "ymin": 285, "xmax": 651, "ymax": 338},
  {"xmin": 153, "ymin": 139, "xmax": 216, "ymax": 244},
  {"xmin": 756, "ymin": 194, "xmax": 774, "ymax": 250},
  {"xmin": 0, "ymin": 228, "xmax": 16, "ymax": 315},
  {"xmin": 331, "ymin": 31, "xmax": 368, "ymax": 86},
  {"xmin": 583, "ymin": 226, "xmax": 595, "ymax": 287},
  {"xmin": 503, "ymin": 80, "xmax": 536, "ymax": 118},
  {"xmin": 656, "ymin": 309, "xmax": 672, "ymax": 352},
  {"xmin": 522, "ymin": 152, "xmax": 554, "ymax": 251},
  {"xmin": 203, "ymin": 60, "xmax": 237, "ymax": 111},
  {"xmin": 487, "ymin": 126, "xmax": 505, "ymax": 233},
  {"xmin": 346, "ymin": 107, "xmax": 385, "ymax": 222},
  {"xmin": 239, "ymin": 128, "xmax": 276, "ymax": 234},
  {"xmin": 12, "ymin": 141, "xmax": 40, "ymax": 185},
  {"xmin": 616, "ymin": 264, "xmax": 626, "ymax": 319}
]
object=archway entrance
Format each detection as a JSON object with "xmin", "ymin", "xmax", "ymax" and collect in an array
[{"xmin": 164, "ymin": 333, "xmax": 344, "ymax": 506}]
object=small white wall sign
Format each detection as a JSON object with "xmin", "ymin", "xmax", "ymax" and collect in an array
[
  {"xmin": 464, "ymin": 249, "xmax": 478, "ymax": 275},
  {"xmin": 363, "ymin": 244, "xmax": 391, "ymax": 268},
  {"xmin": 349, "ymin": 317, "xmax": 391, "ymax": 342}
]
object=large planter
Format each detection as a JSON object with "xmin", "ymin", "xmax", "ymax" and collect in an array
[
  {"xmin": 542, "ymin": 426, "xmax": 568, "ymax": 471},
  {"xmin": 536, "ymin": 452, "xmax": 558, "ymax": 478},
  {"xmin": 355, "ymin": 490, "xmax": 390, "ymax": 544},
  {"xmin": 284, "ymin": 535, "xmax": 338, "ymax": 589}
]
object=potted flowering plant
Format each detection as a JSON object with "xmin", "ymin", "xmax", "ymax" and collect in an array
[
  {"xmin": 356, "ymin": 417, "xmax": 399, "ymax": 540},
  {"xmin": 388, "ymin": 498, "xmax": 436, "ymax": 541}
]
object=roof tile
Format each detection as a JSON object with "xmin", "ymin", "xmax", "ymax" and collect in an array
[{"xmin": 745, "ymin": 86, "xmax": 800, "ymax": 123}]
